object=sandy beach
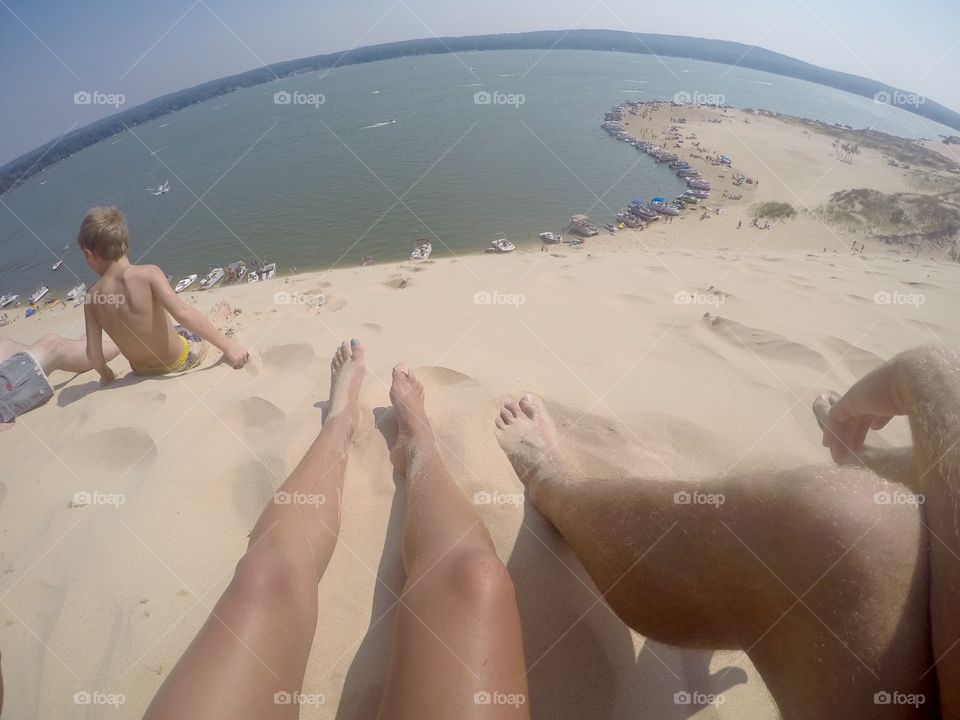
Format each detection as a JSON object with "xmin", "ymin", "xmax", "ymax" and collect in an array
[{"xmin": 2, "ymin": 106, "xmax": 960, "ymax": 719}]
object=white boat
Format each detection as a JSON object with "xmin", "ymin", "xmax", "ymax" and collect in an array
[
  {"xmin": 147, "ymin": 180, "xmax": 171, "ymax": 196},
  {"xmin": 199, "ymin": 267, "xmax": 225, "ymax": 290},
  {"xmin": 52, "ymin": 259, "xmax": 64, "ymax": 271},
  {"xmin": 29, "ymin": 285, "xmax": 50, "ymax": 304},
  {"xmin": 0, "ymin": 294, "xmax": 21, "ymax": 308},
  {"xmin": 487, "ymin": 235, "xmax": 516, "ymax": 253},
  {"xmin": 175, "ymin": 274, "xmax": 198, "ymax": 293},
  {"xmin": 66, "ymin": 283, "xmax": 87, "ymax": 300},
  {"xmin": 410, "ymin": 240, "xmax": 432, "ymax": 261},
  {"xmin": 247, "ymin": 262, "xmax": 277, "ymax": 283},
  {"xmin": 539, "ymin": 232, "xmax": 562, "ymax": 244}
]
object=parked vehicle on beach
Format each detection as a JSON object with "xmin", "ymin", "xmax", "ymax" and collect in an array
[
  {"xmin": 486, "ymin": 235, "xmax": 516, "ymax": 253},
  {"xmin": 29, "ymin": 285, "xmax": 50, "ymax": 304},
  {"xmin": 199, "ymin": 267, "xmax": 225, "ymax": 290},
  {"xmin": 175, "ymin": 274, "xmax": 198, "ymax": 293},
  {"xmin": 247, "ymin": 262, "xmax": 277, "ymax": 283},
  {"xmin": 569, "ymin": 215, "xmax": 599, "ymax": 237},
  {"xmin": 66, "ymin": 283, "xmax": 86, "ymax": 301},
  {"xmin": 410, "ymin": 239, "xmax": 433, "ymax": 261}
]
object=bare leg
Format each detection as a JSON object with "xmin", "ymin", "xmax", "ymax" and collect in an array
[
  {"xmin": 376, "ymin": 366, "xmax": 530, "ymax": 719},
  {"xmin": 24, "ymin": 333, "xmax": 120, "ymax": 375},
  {"xmin": 143, "ymin": 340, "xmax": 365, "ymax": 720},
  {"xmin": 0, "ymin": 334, "xmax": 120, "ymax": 375},
  {"xmin": 890, "ymin": 347, "xmax": 960, "ymax": 716},
  {"xmin": 496, "ymin": 394, "xmax": 934, "ymax": 720}
]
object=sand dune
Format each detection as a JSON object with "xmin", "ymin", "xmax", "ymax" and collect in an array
[{"xmin": 4, "ymin": 243, "xmax": 957, "ymax": 718}]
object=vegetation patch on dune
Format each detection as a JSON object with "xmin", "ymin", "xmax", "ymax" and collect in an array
[
  {"xmin": 752, "ymin": 202, "xmax": 798, "ymax": 220},
  {"xmin": 816, "ymin": 188, "xmax": 960, "ymax": 252}
]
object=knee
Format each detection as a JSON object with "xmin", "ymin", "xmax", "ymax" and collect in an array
[
  {"xmin": 416, "ymin": 550, "xmax": 517, "ymax": 610},
  {"xmin": 231, "ymin": 545, "xmax": 315, "ymax": 601}
]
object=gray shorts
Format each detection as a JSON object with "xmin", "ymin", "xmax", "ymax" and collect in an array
[{"xmin": 0, "ymin": 352, "xmax": 54, "ymax": 423}]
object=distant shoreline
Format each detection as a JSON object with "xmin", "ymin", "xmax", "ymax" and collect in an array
[{"xmin": 4, "ymin": 29, "xmax": 959, "ymax": 197}]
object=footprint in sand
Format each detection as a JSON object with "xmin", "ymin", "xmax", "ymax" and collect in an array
[
  {"xmin": 130, "ymin": 390, "xmax": 166, "ymax": 409},
  {"xmin": 261, "ymin": 343, "xmax": 316, "ymax": 372},
  {"xmin": 360, "ymin": 322, "xmax": 382, "ymax": 336},
  {"xmin": 383, "ymin": 276, "xmax": 411, "ymax": 290},
  {"xmin": 324, "ymin": 297, "xmax": 347, "ymax": 312},
  {"xmin": 223, "ymin": 396, "xmax": 285, "ymax": 431},
  {"xmin": 62, "ymin": 427, "xmax": 157, "ymax": 475}
]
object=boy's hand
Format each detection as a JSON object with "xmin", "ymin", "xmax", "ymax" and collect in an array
[
  {"xmin": 99, "ymin": 366, "xmax": 116, "ymax": 386},
  {"xmin": 224, "ymin": 342, "xmax": 250, "ymax": 369}
]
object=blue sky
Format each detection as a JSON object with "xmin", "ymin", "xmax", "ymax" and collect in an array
[{"xmin": 1, "ymin": 0, "xmax": 958, "ymax": 164}]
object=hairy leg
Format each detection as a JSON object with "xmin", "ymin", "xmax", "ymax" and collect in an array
[
  {"xmin": 143, "ymin": 340, "xmax": 365, "ymax": 720},
  {"xmin": 497, "ymin": 394, "xmax": 934, "ymax": 720},
  {"xmin": 894, "ymin": 347, "xmax": 960, "ymax": 716},
  {"xmin": 376, "ymin": 366, "xmax": 530, "ymax": 720}
]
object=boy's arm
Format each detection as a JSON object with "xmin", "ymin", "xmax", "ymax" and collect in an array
[
  {"xmin": 149, "ymin": 268, "xmax": 249, "ymax": 368},
  {"xmin": 83, "ymin": 300, "xmax": 115, "ymax": 385}
]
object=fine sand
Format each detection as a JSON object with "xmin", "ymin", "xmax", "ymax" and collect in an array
[{"xmin": 3, "ymin": 106, "xmax": 960, "ymax": 719}]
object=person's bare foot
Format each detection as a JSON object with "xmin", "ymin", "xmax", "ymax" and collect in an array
[
  {"xmin": 327, "ymin": 339, "xmax": 365, "ymax": 430},
  {"xmin": 388, "ymin": 364, "xmax": 437, "ymax": 474},
  {"xmin": 495, "ymin": 393, "xmax": 579, "ymax": 499}
]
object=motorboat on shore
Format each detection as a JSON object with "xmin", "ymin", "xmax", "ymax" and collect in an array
[
  {"xmin": 539, "ymin": 232, "xmax": 562, "ymax": 244},
  {"xmin": 0, "ymin": 294, "xmax": 21, "ymax": 308},
  {"xmin": 247, "ymin": 262, "xmax": 277, "ymax": 283},
  {"xmin": 652, "ymin": 201, "xmax": 680, "ymax": 216},
  {"xmin": 175, "ymin": 274, "xmax": 198, "ymax": 293},
  {"xmin": 29, "ymin": 285, "xmax": 50, "ymax": 304},
  {"xmin": 410, "ymin": 239, "xmax": 433, "ymax": 261},
  {"xmin": 199, "ymin": 267, "xmax": 225, "ymax": 290},
  {"xmin": 687, "ymin": 179, "xmax": 712, "ymax": 191},
  {"xmin": 66, "ymin": 283, "xmax": 87, "ymax": 301},
  {"xmin": 569, "ymin": 215, "xmax": 599, "ymax": 237},
  {"xmin": 486, "ymin": 235, "xmax": 516, "ymax": 254},
  {"xmin": 361, "ymin": 256, "xmax": 375, "ymax": 267}
]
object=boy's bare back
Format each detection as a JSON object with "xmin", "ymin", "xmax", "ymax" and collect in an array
[{"xmin": 87, "ymin": 265, "xmax": 184, "ymax": 369}]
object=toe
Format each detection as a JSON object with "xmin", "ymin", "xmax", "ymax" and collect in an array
[
  {"xmin": 500, "ymin": 406, "xmax": 515, "ymax": 424},
  {"xmin": 496, "ymin": 417, "xmax": 506, "ymax": 430},
  {"xmin": 350, "ymin": 338, "xmax": 365, "ymax": 362},
  {"xmin": 519, "ymin": 393, "xmax": 539, "ymax": 418},
  {"xmin": 504, "ymin": 400, "xmax": 521, "ymax": 418}
]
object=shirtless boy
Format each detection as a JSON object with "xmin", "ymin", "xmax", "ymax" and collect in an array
[{"xmin": 77, "ymin": 207, "xmax": 249, "ymax": 381}]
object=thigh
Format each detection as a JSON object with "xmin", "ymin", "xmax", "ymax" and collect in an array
[{"xmin": 377, "ymin": 553, "xmax": 531, "ymax": 720}]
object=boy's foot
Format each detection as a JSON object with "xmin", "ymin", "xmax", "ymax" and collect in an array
[
  {"xmin": 388, "ymin": 364, "xmax": 436, "ymax": 474},
  {"xmin": 327, "ymin": 339, "xmax": 365, "ymax": 430},
  {"xmin": 495, "ymin": 393, "xmax": 579, "ymax": 497}
]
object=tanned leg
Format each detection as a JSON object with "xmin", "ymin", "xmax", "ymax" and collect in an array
[
  {"xmin": 143, "ymin": 340, "xmax": 365, "ymax": 720},
  {"xmin": 496, "ymin": 393, "xmax": 934, "ymax": 720},
  {"xmin": 376, "ymin": 365, "xmax": 530, "ymax": 719},
  {"xmin": 892, "ymin": 347, "xmax": 960, "ymax": 716}
]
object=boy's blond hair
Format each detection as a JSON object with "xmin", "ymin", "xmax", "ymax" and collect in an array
[{"xmin": 77, "ymin": 207, "xmax": 129, "ymax": 261}]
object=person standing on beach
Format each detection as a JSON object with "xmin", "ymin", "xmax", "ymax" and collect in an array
[{"xmin": 77, "ymin": 207, "xmax": 249, "ymax": 381}]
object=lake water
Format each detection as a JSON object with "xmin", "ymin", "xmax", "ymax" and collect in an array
[{"xmin": 0, "ymin": 49, "xmax": 952, "ymax": 297}]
